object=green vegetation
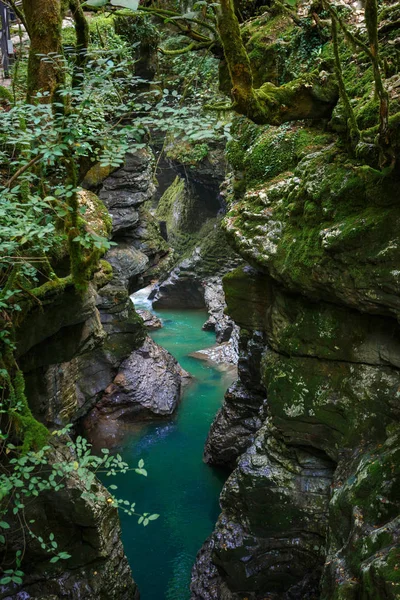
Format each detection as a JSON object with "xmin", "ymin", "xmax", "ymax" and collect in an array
[{"xmin": 1, "ymin": 0, "xmax": 400, "ymax": 596}]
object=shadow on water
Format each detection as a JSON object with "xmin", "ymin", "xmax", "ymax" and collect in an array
[{"xmin": 99, "ymin": 292, "xmax": 235, "ymax": 600}]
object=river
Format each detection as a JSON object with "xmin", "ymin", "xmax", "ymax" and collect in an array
[{"xmin": 102, "ymin": 288, "xmax": 234, "ymax": 599}]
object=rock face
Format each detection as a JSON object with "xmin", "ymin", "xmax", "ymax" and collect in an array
[
  {"xmin": 91, "ymin": 148, "xmax": 173, "ymax": 289},
  {"xmin": 2, "ymin": 445, "xmax": 139, "ymax": 600},
  {"xmin": 203, "ymin": 380, "xmax": 263, "ymax": 470},
  {"xmin": 202, "ymin": 277, "xmax": 237, "ymax": 344},
  {"xmin": 6, "ymin": 149, "xmax": 178, "ymax": 599},
  {"xmin": 191, "ymin": 110, "xmax": 400, "ymax": 598},
  {"xmin": 150, "ymin": 138, "xmax": 242, "ymax": 313}
]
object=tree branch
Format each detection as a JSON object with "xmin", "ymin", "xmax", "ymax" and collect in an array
[
  {"xmin": 215, "ymin": 0, "xmax": 338, "ymax": 125},
  {"xmin": 5, "ymin": 155, "xmax": 43, "ymax": 189},
  {"xmin": 158, "ymin": 41, "xmax": 214, "ymax": 56}
]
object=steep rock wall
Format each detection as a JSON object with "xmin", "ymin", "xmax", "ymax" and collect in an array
[
  {"xmin": 191, "ymin": 118, "xmax": 400, "ymax": 599},
  {"xmin": 2, "ymin": 149, "xmax": 178, "ymax": 599}
]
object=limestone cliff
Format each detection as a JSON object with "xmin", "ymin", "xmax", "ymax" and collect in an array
[{"xmin": 191, "ymin": 1, "xmax": 400, "ymax": 597}]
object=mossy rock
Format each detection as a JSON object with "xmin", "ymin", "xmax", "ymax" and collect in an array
[
  {"xmin": 222, "ymin": 264, "xmax": 271, "ymax": 330},
  {"xmin": 78, "ymin": 190, "xmax": 112, "ymax": 238},
  {"xmin": 224, "ymin": 129, "xmax": 400, "ymax": 319},
  {"xmin": 155, "ymin": 175, "xmax": 188, "ymax": 239},
  {"xmin": 262, "ymin": 351, "xmax": 399, "ymax": 461},
  {"xmin": 266, "ymin": 285, "xmax": 400, "ymax": 367},
  {"xmin": 82, "ymin": 163, "xmax": 117, "ymax": 190},
  {"xmin": 166, "ymin": 141, "xmax": 209, "ymax": 166},
  {"xmin": 226, "ymin": 118, "xmax": 334, "ymax": 188},
  {"xmin": 321, "ymin": 433, "xmax": 400, "ymax": 599}
]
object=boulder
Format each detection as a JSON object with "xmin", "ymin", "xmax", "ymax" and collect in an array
[
  {"xmin": 136, "ymin": 309, "xmax": 163, "ymax": 329},
  {"xmin": 83, "ymin": 337, "xmax": 190, "ymax": 438}
]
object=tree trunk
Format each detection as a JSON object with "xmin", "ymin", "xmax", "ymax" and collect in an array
[
  {"xmin": 22, "ymin": 0, "xmax": 65, "ymax": 101},
  {"xmin": 69, "ymin": 0, "xmax": 89, "ymax": 86}
]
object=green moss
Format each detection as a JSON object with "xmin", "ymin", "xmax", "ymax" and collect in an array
[
  {"xmin": 94, "ymin": 259, "xmax": 113, "ymax": 288},
  {"xmin": 30, "ymin": 275, "xmax": 74, "ymax": 300},
  {"xmin": 9, "ymin": 370, "xmax": 49, "ymax": 453},
  {"xmin": 355, "ymin": 96, "xmax": 380, "ymax": 130},
  {"xmin": 114, "ymin": 13, "xmax": 159, "ymax": 50},
  {"xmin": 0, "ymin": 85, "xmax": 13, "ymax": 103},
  {"xmin": 82, "ymin": 162, "xmax": 116, "ymax": 189},
  {"xmin": 166, "ymin": 141, "xmax": 209, "ymax": 166},
  {"xmin": 155, "ymin": 175, "xmax": 186, "ymax": 236},
  {"xmin": 223, "ymin": 266, "xmax": 270, "ymax": 329},
  {"xmin": 263, "ymin": 352, "xmax": 395, "ymax": 460},
  {"xmin": 240, "ymin": 9, "xmax": 326, "ymax": 88},
  {"xmin": 79, "ymin": 189, "xmax": 113, "ymax": 237},
  {"xmin": 227, "ymin": 118, "xmax": 334, "ymax": 188}
]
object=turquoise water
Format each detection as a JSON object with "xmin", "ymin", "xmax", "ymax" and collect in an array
[{"xmin": 104, "ymin": 292, "xmax": 234, "ymax": 599}]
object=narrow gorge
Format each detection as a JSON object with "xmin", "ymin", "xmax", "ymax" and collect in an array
[{"xmin": 1, "ymin": 0, "xmax": 400, "ymax": 599}]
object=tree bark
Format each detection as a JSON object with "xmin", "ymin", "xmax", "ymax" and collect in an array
[
  {"xmin": 22, "ymin": 0, "xmax": 66, "ymax": 101},
  {"xmin": 69, "ymin": 0, "xmax": 89, "ymax": 83}
]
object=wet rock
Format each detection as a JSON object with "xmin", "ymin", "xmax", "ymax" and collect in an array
[
  {"xmin": 203, "ymin": 277, "xmax": 237, "ymax": 344},
  {"xmin": 98, "ymin": 148, "xmax": 172, "ymax": 288},
  {"xmin": 224, "ymin": 138, "xmax": 400, "ymax": 320},
  {"xmin": 205, "ymin": 421, "xmax": 334, "ymax": 598},
  {"xmin": 237, "ymin": 329, "xmax": 266, "ymax": 395},
  {"xmin": 321, "ymin": 433, "xmax": 400, "ymax": 600},
  {"xmin": 103, "ymin": 244, "xmax": 149, "ymax": 295},
  {"xmin": 166, "ymin": 143, "xmax": 227, "ymax": 191},
  {"xmin": 136, "ymin": 309, "xmax": 163, "ymax": 329},
  {"xmin": 99, "ymin": 149, "xmax": 156, "ymax": 221},
  {"xmin": 262, "ymin": 349, "xmax": 400, "ymax": 462},
  {"xmin": 191, "ymin": 342, "xmax": 238, "ymax": 366},
  {"xmin": 203, "ymin": 380, "xmax": 264, "ymax": 470},
  {"xmin": 191, "ymin": 537, "xmax": 238, "ymax": 600},
  {"xmin": 150, "ymin": 259, "xmax": 205, "ymax": 309},
  {"xmin": 83, "ymin": 336, "xmax": 189, "ymax": 430}
]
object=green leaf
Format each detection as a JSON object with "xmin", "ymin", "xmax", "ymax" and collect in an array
[
  {"xmin": 0, "ymin": 521, "xmax": 10, "ymax": 529},
  {"xmin": 148, "ymin": 514, "xmax": 160, "ymax": 521},
  {"xmin": 110, "ymin": 0, "xmax": 139, "ymax": 9},
  {"xmin": 138, "ymin": 459, "xmax": 144, "ymax": 469},
  {"xmin": 50, "ymin": 556, "xmax": 60, "ymax": 563},
  {"xmin": 83, "ymin": 0, "xmax": 107, "ymax": 6}
]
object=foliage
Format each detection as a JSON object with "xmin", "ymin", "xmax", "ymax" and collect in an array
[
  {"xmin": 114, "ymin": 12, "xmax": 159, "ymax": 51},
  {"xmin": 0, "ymin": 422, "xmax": 158, "ymax": 586},
  {"xmin": 0, "ymin": 5, "xmax": 233, "ymax": 589},
  {"xmin": 63, "ymin": 14, "xmax": 129, "ymax": 55}
]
